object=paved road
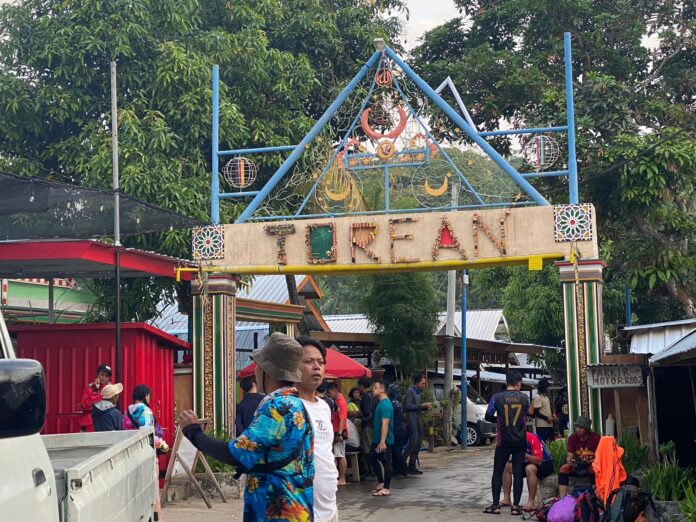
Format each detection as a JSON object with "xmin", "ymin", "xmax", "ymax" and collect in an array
[{"xmin": 165, "ymin": 445, "xmax": 530, "ymax": 522}]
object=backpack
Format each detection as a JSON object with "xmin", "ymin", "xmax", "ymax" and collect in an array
[
  {"xmin": 523, "ymin": 497, "xmax": 559, "ymax": 522},
  {"xmin": 575, "ymin": 491, "xmax": 602, "ymax": 522},
  {"xmin": 603, "ymin": 485, "xmax": 656, "ymax": 522}
]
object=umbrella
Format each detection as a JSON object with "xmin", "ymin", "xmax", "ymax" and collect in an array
[{"xmin": 238, "ymin": 347, "xmax": 372, "ymax": 379}]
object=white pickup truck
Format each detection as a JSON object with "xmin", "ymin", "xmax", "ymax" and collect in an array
[{"xmin": 0, "ymin": 311, "xmax": 158, "ymax": 521}]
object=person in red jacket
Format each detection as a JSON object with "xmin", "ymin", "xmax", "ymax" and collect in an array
[{"xmin": 79, "ymin": 363, "xmax": 112, "ymax": 432}]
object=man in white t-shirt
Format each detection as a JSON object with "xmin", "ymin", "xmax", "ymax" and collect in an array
[{"xmin": 297, "ymin": 335, "xmax": 339, "ymax": 522}]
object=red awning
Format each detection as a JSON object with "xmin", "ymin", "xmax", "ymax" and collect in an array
[
  {"xmin": 238, "ymin": 348, "xmax": 372, "ymax": 379},
  {"xmin": 0, "ymin": 240, "xmax": 194, "ymax": 280}
]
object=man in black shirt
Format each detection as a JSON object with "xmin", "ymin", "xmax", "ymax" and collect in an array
[
  {"xmin": 484, "ymin": 371, "xmax": 530, "ymax": 516},
  {"xmin": 235, "ymin": 376, "xmax": 265, "ymax": 435}
]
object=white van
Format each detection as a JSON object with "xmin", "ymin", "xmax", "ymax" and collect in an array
[
  {"xmin": 0, "ymin": 311, "xmax": 158, "ymax": 521},
  {"xmin": 431, "ymin": 381, "xmax": 497, "ymax": 446}
]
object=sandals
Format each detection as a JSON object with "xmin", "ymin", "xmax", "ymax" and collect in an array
[
  {"xmin": 511, "ymin": 506, "xmax": 524, "ymax": 516},
  {"xmin": 371, "ymin": 484, "xmax": 384, "ymax": 494},
  {"xmin": 372, "ymin": 489, "xmax": 391, "ymax": 496},
  {"xmin": 483, "ymin": 505, "xmax": 501, "ymax": 515}
]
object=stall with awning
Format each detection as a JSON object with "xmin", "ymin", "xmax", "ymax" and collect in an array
[{"xmin": 238, "ymin": 346, "xmax": 372, "ymax": 379}]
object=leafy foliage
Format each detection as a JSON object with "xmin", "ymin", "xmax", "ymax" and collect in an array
[
  {"xmin": 643, "ymin": 442, "xmax": 695, "ymax": 502},
  {"xmin": 362, "ymin": 272, "xmax": 440, "ymax": 377},
  {"xmin": 547, "ymin": 436, "xmax": 568, "ymax": 474},
  {"xmin": 0, "ymin": 0, "xmax": 406, "ymax": 320},
  {"xmin": 412, "ymin": 0, "xmax": 696, "ymax": 330},
  {"xmin": 621, "ymin": 429, "xmax": 650, "ymax": 476}
]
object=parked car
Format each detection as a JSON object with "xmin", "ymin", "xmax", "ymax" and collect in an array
[
  {"xmin": 0, "ymin": 311, "xmax": 158, "ymax": 521},
  {"xmin": 430, "ymin": 380, "xmax": 496, "ymax": 446}
]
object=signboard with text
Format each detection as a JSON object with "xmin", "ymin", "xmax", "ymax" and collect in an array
[
  {"xmin": 587, "ymin": 365, "xmax": 643, "ymax": 388},
  {"xmin": 194, "ymin": 204, "xmax": 599, "ymax": 275}
]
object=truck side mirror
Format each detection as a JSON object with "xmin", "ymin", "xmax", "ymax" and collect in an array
[{"xmin": 0, "ymin": 359, "xmax": 46, "ymax": 438}]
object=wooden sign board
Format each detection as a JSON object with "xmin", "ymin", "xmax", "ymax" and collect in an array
[
  {"xmin": 162, "ymin": 420, "xmax": 227, "ymax": 509},
  {"xmin": 195, "ymin": 204, "xmax": 598, "ymax": 275},
  {"xmin": 587, "ymin": 365, "xmax": 643, "ymax": 388}
]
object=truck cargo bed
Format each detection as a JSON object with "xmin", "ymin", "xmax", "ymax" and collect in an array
[{"xmin": 43, "ymin": 430, "xmax": 157, "ymax": 522}]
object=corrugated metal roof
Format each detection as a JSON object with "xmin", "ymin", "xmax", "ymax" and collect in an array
[
  {"xmin": 324, "ymin": 309, "xmax": 508, "ymax": 342},
  {"xmin": 650, "ymin": 328, "xmax": 696, "ymax": 365},
  {"xmin": 629, "ymin": 323, "xmax": 696, "ymax": 355},
  {"xmin": 436, "ymin": 309, "xmax": 508, "ymax": 341},
  {"xmin": 150, "ymin": 300, "xmax": 188, "ymax": 334},
  {"xmin": 623, "ymin": 318, "xmax": 696, "ymax": 332},
  {"xmin": 431, "ymin": 365, "xmax": 539, "ymax": 386},
  {"xmin": 237, "ymin": 275, "xmax": 306, "ymax": 303}
]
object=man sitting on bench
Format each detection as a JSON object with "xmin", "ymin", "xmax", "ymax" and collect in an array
[
  {"xmin": 501, "ymin": 431, "xmax": 554, "ymax": 511},
  {"xmin": 558, "ymin": 416, "xmax": 601, "ymax": 496}
]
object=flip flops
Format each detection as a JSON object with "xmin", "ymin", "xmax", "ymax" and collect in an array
[
  {"xmin": 511, "ymin": 505, "xmax": 524, "ymax": 516},
  {"xmin": 372, "ymin": 489, "xmax": 391, "ymax": 496}
]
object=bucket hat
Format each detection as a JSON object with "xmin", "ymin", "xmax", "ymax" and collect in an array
[
  {"xmin": 252, "ymin": 332, "xmax": 303, "ymax": 383},
  {"xmin": 575, "ymin": 415, "xmax": 592, "ymax": 431},
  {"xmin": 101, "ymin": 382, "xmax": 123, "ymax": 399}
]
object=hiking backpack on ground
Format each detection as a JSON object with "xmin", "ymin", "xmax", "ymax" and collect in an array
[{"xmin": 575, "ymin": 491, "xmax": 602, "ymax": 522}]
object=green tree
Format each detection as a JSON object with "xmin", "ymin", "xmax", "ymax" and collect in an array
[
  {"xmin": 412, "ymin": 0, "xmax": 696, "ymax": 333},
  {"xmin": 0, "ymin": 0, "xmax": 406, "ymax": 320},
  {"xmin": 363, "ymin": 272, "xmax": 440, "ymax": 377}
]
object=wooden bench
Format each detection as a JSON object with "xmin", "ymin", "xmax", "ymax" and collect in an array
[{"xmin": 345, "ymin": 450, "xmax": 361, "ymax": 483}]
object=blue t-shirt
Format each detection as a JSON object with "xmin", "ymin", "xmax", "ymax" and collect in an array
[{"xmin": 372, "ymin": 397, "xmax": 394, "ymax": 446}]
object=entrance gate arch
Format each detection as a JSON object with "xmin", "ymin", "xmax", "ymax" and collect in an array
[{"xmin": 187, "ymin": 34, "xmax": 604, "ymax": 437}]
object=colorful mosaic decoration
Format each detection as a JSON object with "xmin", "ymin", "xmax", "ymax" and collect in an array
[
  {"xmin": 432, "ymin": 216, "xmax": 467, "ymax": 260},
  {"xmin": 554, "ymin": 204, "xmax": 593, "ymax": 242},
  {"xmin": 192, "ymin": 225, "xmax": 225, "ymax": 260},
  {"xmin": 306, "ymin": 223, "xmax": 337, "ymax": 264}
]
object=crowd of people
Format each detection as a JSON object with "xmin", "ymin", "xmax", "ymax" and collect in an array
[{"xmin": 178, "ymin": 333, "xmax": 435, "ymax": 521}]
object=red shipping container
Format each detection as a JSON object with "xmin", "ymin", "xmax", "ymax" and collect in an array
[{"xmin": 12, "ymin": 323, "xmax": 190, "ymax": 475}]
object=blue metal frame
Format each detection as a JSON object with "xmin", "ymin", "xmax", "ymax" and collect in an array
[
  {"xmin": 209, "ymin": 33, "xmax": 581, "ymax": 224},
  {"xmin": 460, "ymin": 270, "xmax": 468, "ymax": 450}
]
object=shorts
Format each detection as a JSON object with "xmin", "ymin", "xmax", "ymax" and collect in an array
[
  {"xmin": 333, "ymin": 440, "xmax": 346, "ymax": 458},
  {"xmin": 536, "ymin": 460, "xmax": 554, "ymax": 479}
]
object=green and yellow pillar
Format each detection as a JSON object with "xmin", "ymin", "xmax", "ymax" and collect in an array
[
  {"xmin": 557, "ymin": 260, "xmax": 606, "ymax": 432},
  {"xmin": 192, "ymin": 273, "xmax": 239, "ymax": 433}
]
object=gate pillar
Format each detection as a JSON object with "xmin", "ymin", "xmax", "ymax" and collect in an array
[
  {"xmin": 192, "ymin": 274, "xmax": 238, "ymax": 433},
  {"xmin": 557, "ymin": 260, "xmax": 606, "ymax": 432}
]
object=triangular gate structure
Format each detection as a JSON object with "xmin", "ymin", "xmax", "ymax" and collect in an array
[{"xmin": 210, "ymin": 39, "xmax": 577, "ymax": 225}]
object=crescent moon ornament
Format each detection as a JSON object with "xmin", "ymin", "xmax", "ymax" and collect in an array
[
  {"xmin": 324, "ymin": 185, "xmax": 350, "ymax": 201},
  {"xmin": 361, "ymin": 105, "xmax": 408, "ymax": 140},
  {"xmin": 424, "ymin": 172, "xmax": 452, "ymax": 197}
]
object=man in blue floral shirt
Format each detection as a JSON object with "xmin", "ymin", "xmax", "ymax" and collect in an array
[{"xmin": 177, "ymin": 333, "xmax": 314, "ymax": 521}]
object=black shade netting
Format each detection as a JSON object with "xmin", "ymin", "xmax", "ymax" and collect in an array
[{"xmin": 0, "ymin": 172, "xmax": 203, "ymax": 240}]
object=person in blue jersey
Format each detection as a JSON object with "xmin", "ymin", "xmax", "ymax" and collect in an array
[
  {"xmin": 177, "ymin": 333, "xmax": 314, "ymax": 522},
  {"xmin": 501, "ymin": 431, "xmax": 554, "ymax": 511},
  {"xmin": 483, "ymin": 371, "xmax": 530, "ymax": 516}
]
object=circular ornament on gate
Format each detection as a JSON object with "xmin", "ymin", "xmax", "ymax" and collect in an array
[
  {"xmin": 521, "ymin": 135, "xmax": 560, "ymax": 171},
  {"xmin": 376, "ymin": 140, "xmax": 396, "ymax": 160},
  {"xmin": 222, "ymin": 157, "xmax": 258, "ymax": 189}
]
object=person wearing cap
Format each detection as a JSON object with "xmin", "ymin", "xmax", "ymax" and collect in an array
[
  {"xmin": 79, "ymin": 363, "xmax": 112, "ymax": 432},
  {"xmin": 177, "ymin": 332, "xmax": 314, "ymax": 522},
  {"xmin": 529, "ymin": 378, "xmax": 556, "ymax": 442},
  {"xmin": 558, "ymin": 415, "xmax": 601, "ymax": 496},
  {"xmin": 92, "ymin": 382, "xmax": 124, "ymax": 432}
]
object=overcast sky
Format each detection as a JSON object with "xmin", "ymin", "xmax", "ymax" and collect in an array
[{"xmin": 404, "ymin": 0, "xmax": 460, "ymax": 49}]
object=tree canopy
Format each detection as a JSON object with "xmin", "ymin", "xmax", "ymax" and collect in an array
[
  {"xmin": 363, "ymin": 272, "xmax": 440, "ymax": 377},
  {"xmin": 412, "ymin": 0, "xmax": 696, "ymax": 334},
  {"xmin": 0, "ymin": 0, "xmax": 406, "ymax": 320}
]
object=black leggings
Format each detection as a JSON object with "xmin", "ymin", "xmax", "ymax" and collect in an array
[
  {"xmin": 492, "ymin": 446, "xmax": 525, "ymax": 506},
  {"xmin": 369, "ymin": 443, "xmax": 393, "ymax": 489}
]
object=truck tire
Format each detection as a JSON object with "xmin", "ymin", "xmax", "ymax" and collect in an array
[{"xmin": 467, "ymin": 423, "xmax": 481, "ymax": 446}]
